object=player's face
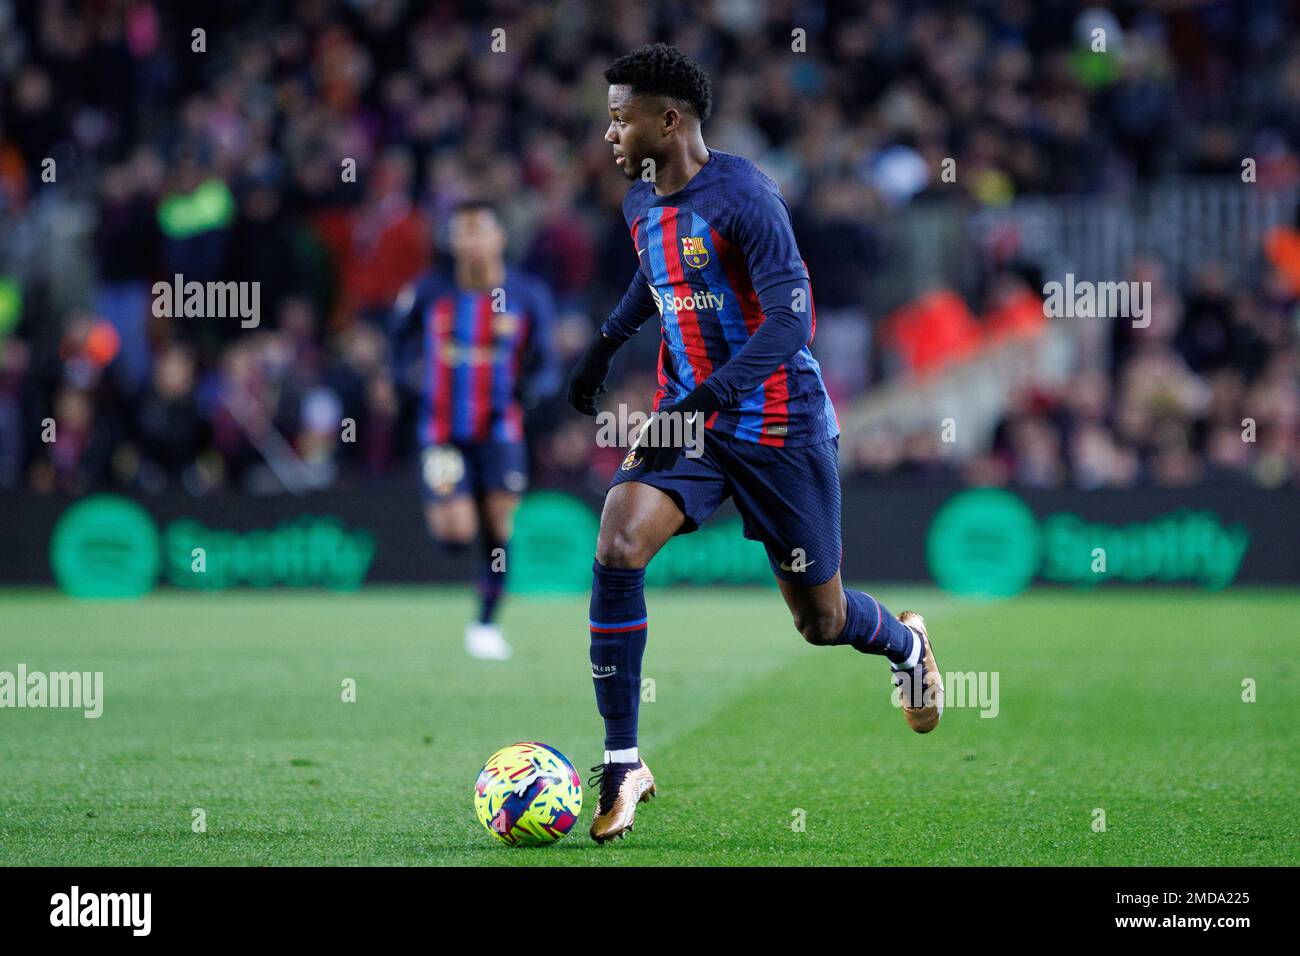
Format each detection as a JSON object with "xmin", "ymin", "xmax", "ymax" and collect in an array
[
  {"xmin": 605, "ymin": 85, "xmax": 658, "ymax": 181},
  {"xmin": 449, "ymin": 209, "xmax": 506, "ymax": 268}
]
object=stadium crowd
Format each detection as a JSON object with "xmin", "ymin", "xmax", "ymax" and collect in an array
[{"xmin": 0, "ymin": 0, "xmax": 1297, "ymax": 495}]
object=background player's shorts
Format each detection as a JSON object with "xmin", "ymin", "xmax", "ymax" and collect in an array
[
  {"xmin": 608, "ymin": 430, "xmax": 842, "ymax": 587},
  {"xmin": 420, "ymin": 441, "xmax": 528, "ymax": 503}
]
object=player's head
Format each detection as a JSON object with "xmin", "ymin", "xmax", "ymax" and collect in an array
[
  {"xmin": 448, "ymin": 199, "xmax": 506, "ymax": 269},
  {"xmin": 604, "ymin": 43, "xmax": 712, "ymax": 181}
]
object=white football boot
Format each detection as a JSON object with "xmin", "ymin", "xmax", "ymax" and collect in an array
[{"xmin": 464, "ymin": 622, "xmax": 513, "ymax": 661}]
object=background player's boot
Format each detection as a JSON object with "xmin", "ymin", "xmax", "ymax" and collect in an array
[
  {"xmin": 892, "ymin": 611, "xmax": 943, "ymax": 733},
  {"xmin": 464, "ymin": 622, "xmax": 512, "ymax": 661},
  {"xmin": 588, "ymin": 759, "xmax": 655, "ymax": 842}
]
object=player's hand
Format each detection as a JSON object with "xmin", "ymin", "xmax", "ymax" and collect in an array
[
  {"xmin": 567, "ymin": 332, "xmax": 621, "ymax": 415},
  {"xmin": 634, "ymin": 383, "xmax": 723, "ymax": 473}
]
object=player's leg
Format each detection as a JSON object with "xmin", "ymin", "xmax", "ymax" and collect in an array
[
  {"xmin": 476, "ymin": 490, "xmax": 518, "ymax": 628},
  {"xmin": 461, "ymin": 440, "xmax": 528, "ymax": 660},
  {"xmin": 777, "ymin": 569, "xmax": 910, "ymax": 663},
  {"xmin": 590, "ymin": 480, "xmax": 683, "ymax": 755},
  {"xmin": 586, "ymin": 482, "xmax": 680, "ymax": 839},
  {"xmin": 724, "ymin": 434, "xmax": 943, "ymax": 732},
  {"xmin": 421, "ymin": 443, "xmax": 479, "ymax": 551},
  {"xmin": 595, "ymin": 478, "xmax": 685, "ymax": 567},
  {"xmin": 775, "ymin": 570, "xmax": 941, "ymax": 732},
  {"xmin": 419, "ymin": 443, "xmax": 506, "ymax": 660},
  {"xmin": 587, "ymin": 451, "xmax": 725, "ymax": 842},
  {"xmin": 424, "ymin": 492, "xmax": 509, "ymax": 658},
  {"xmin": 423, "ymin": 498, "xmax": 478, "ymax": 557}
]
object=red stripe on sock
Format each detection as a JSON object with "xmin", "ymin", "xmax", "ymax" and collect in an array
[{"xmin": 867, "ymin": 593, "xmax": 882, "ymax": 644}]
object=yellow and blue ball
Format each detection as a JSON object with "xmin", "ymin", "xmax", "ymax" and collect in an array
[{"xmin": 473, "ymin": 742, "xmax": 583, "ymax": 846}]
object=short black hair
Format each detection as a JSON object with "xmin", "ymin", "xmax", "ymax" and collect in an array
[{"xmin": 604, "ymin": 43, "xmax": 712, "ymax": 122}]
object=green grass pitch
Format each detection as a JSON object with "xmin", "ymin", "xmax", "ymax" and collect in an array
[{"xmin": 0, "ymin": 585, "xmax": 1296, "ymax": 866}]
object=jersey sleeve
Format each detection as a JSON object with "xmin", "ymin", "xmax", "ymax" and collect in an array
[
  {"xmin": 698, "ymin": 174, "xmax": 813, "ymax": 409},
  {"xmin": 600, "ymin": 271, "xmax": 659, "ymax": 344},
  {"xmin": 388, "ymin": 279, "xmax": 429, "ymax": 396},
  {"xmin": 517, "ymin": 278, "xmax": 560, "ymax": 405},
  {"xmin": 699, "ymin": 277, "xmax": 812, "ymax": 408},
  {"xmin": 730, "ymin": 181, "xmax": 809, "ymax": 294}
]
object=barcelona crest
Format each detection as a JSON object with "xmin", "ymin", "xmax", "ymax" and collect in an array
[{"xmin": 680, "ymin": 235, "xmax": 710, "ymax": 269}]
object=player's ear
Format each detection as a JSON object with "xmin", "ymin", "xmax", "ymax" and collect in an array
[{"xmin": 661, "ymin": 106, "xmax": 681, "ymax": 136}]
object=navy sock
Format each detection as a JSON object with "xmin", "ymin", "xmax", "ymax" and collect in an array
[
  {"xmin": 834, "ymin": 590, "xmax": 915, "ymax": 665},
  {"xmin": 589, "ymin": 560, "xmax": 648, "ymax": 752},
  {"xmin": 477, "ymin": 540, "xmax": 507, "ymax": 624}
]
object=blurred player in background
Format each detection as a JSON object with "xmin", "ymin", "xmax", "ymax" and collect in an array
[
  {"xmin": 568, "ymin": 45, "xmax": 944, "ymax": 842},
  {"xmin": 392, "ymin": 200, "xmax": 557, "ymax": 660}
]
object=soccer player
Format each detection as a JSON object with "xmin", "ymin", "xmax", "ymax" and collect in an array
[
  {"xmin": 392, "ymin": 200, "xmax": 557, "ymax": 660},
  {"xmin": 568, "ymin": 45, "xmax": 944, "ymax": 842}
]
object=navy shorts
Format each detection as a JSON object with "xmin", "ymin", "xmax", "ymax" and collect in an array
[
  {"xmin": 420, "ymin": 441, "xmax": 528, "ymax": 503},
  {"xmin": 609, "ymin": 430, "xmax": 842, "ymax": 586}
]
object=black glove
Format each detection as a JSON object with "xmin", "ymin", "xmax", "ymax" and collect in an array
[
  {"xmin": 633, "ymin": 383, "xmax": 724, "ymax": 473},
  {"xmin": 567, "ymin": 332, "xmax": 621, "ymax": 415}
]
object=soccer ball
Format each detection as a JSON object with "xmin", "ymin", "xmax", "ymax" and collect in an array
[{"xmin": 473, "ymin": 742, "xmax": 583, "ymax": 846}]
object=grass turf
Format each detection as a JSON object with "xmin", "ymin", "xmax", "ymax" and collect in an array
[{"xmin": 0, "ymin": 585, "xmax": 1295, "ymax": 866}]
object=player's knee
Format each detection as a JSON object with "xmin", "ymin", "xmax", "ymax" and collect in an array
[
  {"xmin": 794, "ymin": 608, "xmax": 844, "ymax": 647},
  {"xmin": 595, "ymin": 528, "xmax": 652, "ymax": 569},
  {"xmin": 427, "ymin": 514, "xmax": 475, "ymax": 544}
]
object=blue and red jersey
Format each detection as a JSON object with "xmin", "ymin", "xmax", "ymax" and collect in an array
[
  {"xmin": 602, "ymin": 150, "xmax": 838, "ymax": 447},
  {"xmin": 391, "ymin": 268, "xmax": 556, "ymax": 445}
]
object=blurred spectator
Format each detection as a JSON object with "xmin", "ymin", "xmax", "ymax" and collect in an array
[
  {"xmin": 317, "ymin": 147, "xmax": 431, "ymax": 327},
  {"xmin": 93, "ymin": 151, "xmax": 162, "ymax": 393},
  {"xmin": 131, "ymin": 342, "xmax": 206, "ymax": 491},
  {"xmin": 883, "ymin": 289, "xmax": 983, "ymax": 376}
]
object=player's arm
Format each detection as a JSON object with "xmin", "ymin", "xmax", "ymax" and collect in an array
[
  {"xmin": 517, "ymin": 279, "xmax": 561, "ymax": 409},
  {"xmin": 387, "ymin": 280, "xmax": 428, "ymax": 397},
  {"xmin": 566, "ymin": 272, "xmax": 657, "ymax": 415},
  {"xmin": 664, "ymin": 188, "xmax": 812, "ymax": 419}
]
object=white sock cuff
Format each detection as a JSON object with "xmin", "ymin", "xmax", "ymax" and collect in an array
[
  {"xmin": 895, "ymin": 628, "xmax": 922, "ymax": 671},
  {"xmin": 605, "ymin": 747, "xmax": 639, "ymax": 764}
]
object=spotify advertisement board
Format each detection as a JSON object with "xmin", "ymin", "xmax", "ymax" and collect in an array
[{"xmin": 0, "ymin": 483, "xmax": 1294, "ymax": 596}]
